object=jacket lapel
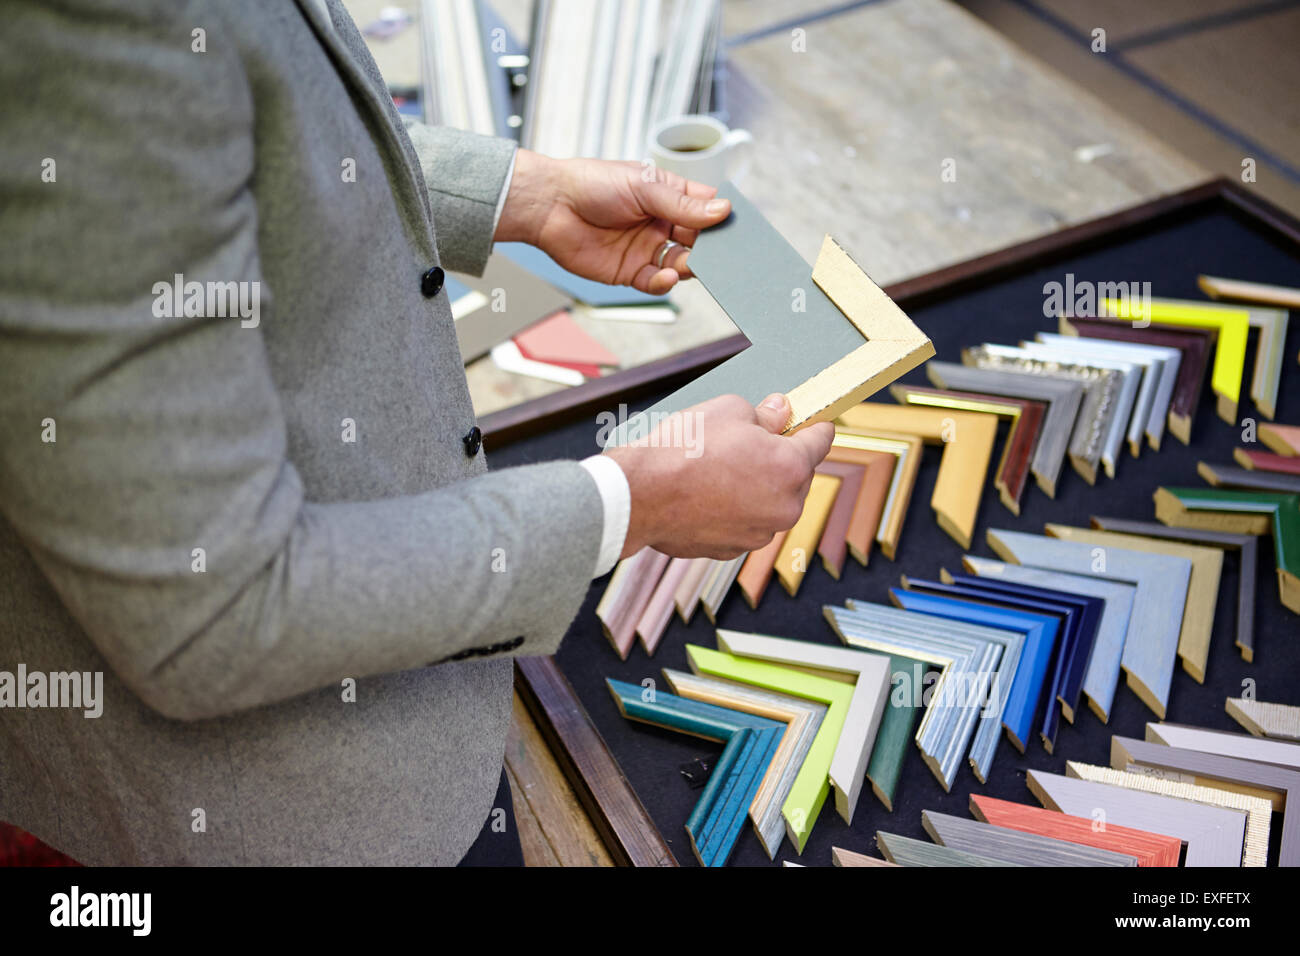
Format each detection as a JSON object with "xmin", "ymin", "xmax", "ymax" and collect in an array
[{"xmin": 291, "ymin": 0, "xmax": 437, "ymax": 239}]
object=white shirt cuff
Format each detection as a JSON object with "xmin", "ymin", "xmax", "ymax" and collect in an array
[
  {"xmin": 491, "ymin": 150, "xmax": 517, "ymax": 238},
  {"xmin": 579, "ymin": 454, "xmax": 630, "ymax": 578}
]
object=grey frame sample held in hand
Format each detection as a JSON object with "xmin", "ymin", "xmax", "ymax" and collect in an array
[{"xmin": 603, "ymin": 181, "xmax": 932, "ymax": 447}]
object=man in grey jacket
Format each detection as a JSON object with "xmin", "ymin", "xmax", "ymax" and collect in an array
[{"xmin": 0, "ymin": 0, "xmax": 832, "ymax": 865}]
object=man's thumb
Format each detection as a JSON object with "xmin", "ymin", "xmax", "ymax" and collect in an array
[{"xmin": 755, "ymin": 394, "xmax": 791, "ymax": 434}]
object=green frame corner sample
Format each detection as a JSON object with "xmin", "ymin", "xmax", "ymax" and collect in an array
[
  {"xmin": 1226, "ymin": 697, "xmax": 1300, "ymax": 741},
  {"xmin": 714, "ymin": 630, "xmax": 891, "ymax": 825},
  {"xmin": 889, "ymin": 383, "xmax": 1046, "ymax": 515},
  {"xmin": 662, "ymin": 668, "xmax": 826, "ymax": 860},
  {"xmin": 1101, "ymin": 296, "xmax": 1251, "ymax": 424},
  {"xmin": 685, "ymin": 644, "xmax": 854, "ymax": 852},
  {"xmin": 876, "ymin": 830, "xmax": 1022, "ymax": 867},
  {"xmin": 986, "ymin": 529, "xmax": 1190, "ymax": 719},
  {"xmin": 963, "ymin": 345, "xmax": 1122, "ymax": 485},
  {"xmin": 1091, "ymin": 516, "xmax": 1258, "ymax": 664},
  {"xmin": 960, "ymin": 554, "xmax": 1135, "ymax": 724},
  {"xmin": 1066, "ymin": 761, "xmax": 1270, "ymax": 867},
  {"xmin": 1044, "ymin": 524, "xmax": 1222, "ymax": 686},
  {"xmin": 604, "ymin": 182, "xmax": 933, "ymax": 447},
  {"xmin": 921, "ymin": 809, "xmax": 1137, "ymax": 866},
  {"xmin": 970, "ymin": 793, "xmax": 1180, "ymax": 866},
  {"xmin": 837, "ymin": 403, "xmax": 997, "ymax": 550},
  {"xmin": 1146, "ymin": 722, "xmax": 1300, "ymax": 769},
  {"xmin": 1112, "ymin": 734, "xmax": 1300, "ymax": 867},
  {"xmin": 1157, "ymin": 486, "xmax": 1300, "ymax": 614},
  {"xmin": 1026, "ymin": 769, "xmax": 1248, "ymax": 867},
  {"xmin": 827, "ymin": 601, "xmax": 1017, "ymax": 787},
  {"xmin": 606, "ymin": 678, "xmax": 782, "ymax": 866},
  {"xmin": 926, "ymin": 361, "xmax": 1083, "ymax": 498}
]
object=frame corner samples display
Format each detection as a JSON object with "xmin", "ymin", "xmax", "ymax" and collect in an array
[
  {"xmin": 494, "ymin": 178, "xmax": 1300, "ymax": 866},
  {"xmin": 603, "ymin": 181, "xmax": 934, "ymax": 447}
]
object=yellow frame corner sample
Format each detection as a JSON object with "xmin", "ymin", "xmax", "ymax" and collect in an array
[{"xmin": 837, "ymin": 403, "xmax": 997, "ymax": 549}]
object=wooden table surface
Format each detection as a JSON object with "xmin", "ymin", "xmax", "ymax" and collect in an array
[{"xmin": 342, "ymin": 0, "xmax": 1207, "ymax": 865}]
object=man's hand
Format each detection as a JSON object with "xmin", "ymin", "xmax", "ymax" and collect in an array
[
  {"xmin": 494, "ymin": 149, "xmax": 731, "ymax": 295},
  {"xmin": 604, "ymin": 394, "xmax": 836, "ymax": 560}
]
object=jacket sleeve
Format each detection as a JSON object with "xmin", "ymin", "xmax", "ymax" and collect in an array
[
  {"xmin": 403, "ymin": 120, "xmax": 518, "ymax": 276},
  {"xmin": 0, "ymin": 0, "xmax": 602, "ymax": 721}
]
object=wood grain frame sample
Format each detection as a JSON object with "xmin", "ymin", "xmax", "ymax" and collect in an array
[
  {"xmin": 1066, "ymin": 761, "xmax": 1270, "ymax": 867},
  {"xmin": 824, "ymin": 445, "xmax": 894, "ymax": 565},
  {"xmin": 832, "ymin": 847, "xmax": 896, "ymax": 867},
  {"xmin": 685, "ymin": 645, "xmax": 854, "ymax": 852},
  {"xmin": 921, "ymin": 810, "xmax": 1137, "ymax": 866},
  {"xmin": 832, "ymin": 428, "xmax": 922, "ymax": 560},
  {"xmin": 960, "ymin": 555, "xmax": 1136, "ymax": 723},
  {"xmin": 925, "ymin": 361, "xmax": 1082, "ymax": 497},
  {"xmin": 890, "ymin": 383, "xmax": 1045, "ymax": 514},
  {"xmin": 597, "ymin": 548, "xmax": 670, "ymax": 659},
  {"xmin": 1037, "ymin": 332, "xmax": 1181, "ymax": 452},
  {"xmin": 662, "ymin": 669, "xmax": 826, "ymax": 859},
  {"xmin": 700, "ymin": 554, "xmax": 746, "ymax": 623},
  {"xmin": 675, "ymin": 557, "xmax": 716, "ymax": 623},
  {"xmin": 635, "ymin": 557, "xmax": 692, "ymax": 655},
  {"xmin": 969, "ymin": 793, "xmax": 1180, "ymax": 867},
  {"xmin": 1199, "ymin": 274, "xmax": 1300, "ymax": 309},
  {"xmin": 987, "ymin": 529, "xmax": 1191, "ymax": 718},
  {"xmin": 1156, "ymin": 486, "xmax": 1300, "ymax": 613},
  {"xmin": 837, "ymin": 403, "xmax": 997, "ymax": 549},
  {"xmin": 1111, "ymin": 734, "xmax": 1300, "ymax": 866},
  {"xmin": 715, "ymin": 630, "xmax": 891, "ymax": 823},
  {"xmin": 604, "ymin": 182, "xmax": 933, "ymax": 446},
  {"xmin": 1235, "ymin": 447, "xmax": 1300, "ymax": 476},
  {"xmin": 1059, "ymin": 316, "xmax": 1213, "ymax": 445},
  {"xmin": 875, "ymin": 830, "xmax": 1021, "ymax": 867},
  {"xmin": 1027, "ymin": 769, "xmax": 1248, "ymax": 867},
  {"xmin": 1044, "ymin": 524, "xmax": 1222, "ymax": 685},
  {"xmin": 1090, "ymin": 516, "xmax": 1258, "ymax": 663},
  {"xmin": 831, "ymin": 600, "xmax": 1022, "ymax": 782},
  {"xmin": 963, "ymin": 346, "xmax": 1121, "ymax": 485},
  {"xmin": 736, "ymin": 536, "xmax": 786, "ymax": 611},
  {"xmin": 1146, "ymin": 722, "xmax": 1300, "ymax": 769},
  {"xmin": 1260, "ymin": 423, "xmax": 1300, "ymax": 456},
  {"xmin": 606, "ymin": 678, "xmax": 783, "ymax": 866},
  {"xmin": 1100, "ymin": 296, "xmax": 1251, "ymax": 424},
  {"xmin": 1226, "ymin": 698, "xmax": 1300, "ymax": 741}
]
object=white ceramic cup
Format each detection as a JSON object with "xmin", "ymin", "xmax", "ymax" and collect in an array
[{"xmin": 647, "ymin": 114, "xmax": 753, "ymax": 187}]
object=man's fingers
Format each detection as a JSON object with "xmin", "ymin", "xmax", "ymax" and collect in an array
[
  {"xmin": 632, "ymin": 262, "xmax": 680, "ymax": 295},
  {"xmin": 754, "ymin": 393, "xmax": 791, "ymax": 434},
  {"xmin": 787, "ymin": 420, "xmax": 836, "ymax": 468},
  {"xmin": 636, "ymin": 179, "xmax": 731, "ymax": 230}
]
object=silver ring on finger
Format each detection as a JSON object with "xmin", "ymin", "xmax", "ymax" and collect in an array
[{"xmin": 655, "ymin": 239, "xmax": 681, "ymax": 269}]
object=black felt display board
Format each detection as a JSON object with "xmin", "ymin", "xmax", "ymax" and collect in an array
[{"xmin": 489, "ymin": 203, "xmax": 1300, "ymax": 866}]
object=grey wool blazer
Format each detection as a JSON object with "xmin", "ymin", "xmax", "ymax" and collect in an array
[{"xmin": 0, "ymin": 0, "xmax": 605, "ymax": 864}]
